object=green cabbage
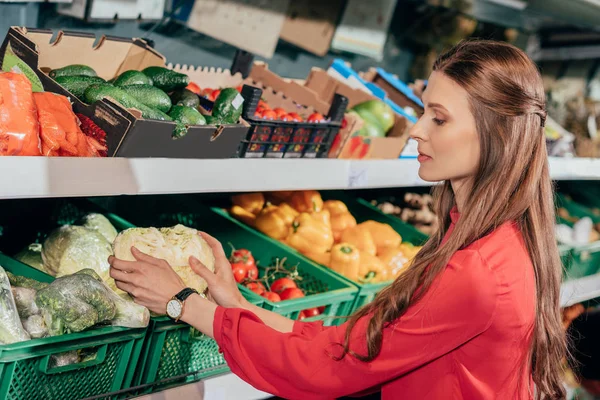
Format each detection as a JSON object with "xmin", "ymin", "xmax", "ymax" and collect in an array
[{"xmin": 81, "ymin": 213, "xmax": 118, "ymax": 243}]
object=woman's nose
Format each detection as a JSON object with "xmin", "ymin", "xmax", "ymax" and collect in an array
[{"xmin": 409, "ymin": 118, "xmax": 426, "ymax": 142}]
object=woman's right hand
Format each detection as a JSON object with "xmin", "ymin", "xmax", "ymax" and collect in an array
[{"xmin": 189, "ymin": 232, "xmax": 249, "ymax": 309}]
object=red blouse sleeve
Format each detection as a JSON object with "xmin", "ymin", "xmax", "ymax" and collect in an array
[{"xmin": 214, "ymin": 249, "xmax": 498, "ymax": 399}]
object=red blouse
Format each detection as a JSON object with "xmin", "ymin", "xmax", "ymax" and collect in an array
[{"xmin": 213, "ymin": 211, "xmax": 536, "ymax": 399}]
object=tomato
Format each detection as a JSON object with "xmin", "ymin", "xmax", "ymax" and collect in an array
[
  {"xmin": 298, "ymin": 311, "xmax": 307, "ymax": 320},
  {"xmin": 201, "ymin": 88, "xmax": 213, "ymax": 99},
  {"xmin": 257, "ymin": 100, "xmax": 270, "ymax": 110},
  {"xmin": 287, "ymin": 112, "xmax": 303, "ymax": 122},
  {"xmin": 261, "ymin": 291, "xmax": 281, "ymax": 302},
  {"xmin": 261, "ymin": 110, "xmax": 277, "ymax": 120},
  {"xmin": 231, "ymin": 262, "xmax": 248, "ymax": 283},
  {"xmin": 273, "ymin": 107, "xmax": 287, "ymax": 119},
  {"xmin": 270, "ymin": 278, "xmax": 297, "ymax": 294},
  {"xmin": 307, "ymin": 112, "xmax": 325, "ymax": 123},
  {"xmin": 246, "ymin": 264, "xmax": 259, "ymax": 280},
  {"xmin": 245, "ymin": 281, "xmax": 266, "ymax": 295},
  {"xmin": 230, "ymin": 249, "xmax": 255, "ymax": 267},
  {"xmin": 211, "ymin": 89, "xmax": 222, "ymax": 102},
  {"xmin": 303, "ymin": 307, "xmax": 320, "ymax": 317},
  {"xmin": 186, "ymin": 82, "xmax": 201, "ymax": 95},
  {"xmin": 236, "ymin": 85, "xmax": 243, "ymax": 92},
  {"xmin": 318, "ymin": 306, "xmax": 326, "ymax": 314},
  {"xmin": 279, "ymin": 287, "xmax": 305, "ymax": 301}
]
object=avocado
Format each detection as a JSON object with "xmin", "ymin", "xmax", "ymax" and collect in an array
[
  {"xmin": 84, "ymin": 84, "xmax": 172, "ymax": 122},
  {"xmin": 113, "ymin": 70, "xmax": 153, "ymax": 87},
  {"xmin": 50, "ymin": 65, "xmax": 97, "ymax": 79},
  {"xmin": 142, "ymin": 66, "xmax": 189, "ymax": 92},
  {"xmin": 120, "ymin": 84, "xmax": 172, "ymax": 113},
  {"xmin": 170, "ymin": 88, "xmax": 200, "ymax": 108},
  {"xmin": 54, "ymin": 75, "xmax": 106, "ymax": 100},
  {"xmin": 212, "ymin": 88, "xmax": 244, "ymax": 124}
]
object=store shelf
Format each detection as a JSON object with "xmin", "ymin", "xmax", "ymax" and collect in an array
[
  {"xmin": 136, "ymin": 373, "xmax": 270, "ymax": 400},
  {"xmin": 1, "ymin": 156, "xmax": 600, "ymax": 199},
  {"xmin": 560, "ymin": 273, "xmax": 600, "ymax": 307}
]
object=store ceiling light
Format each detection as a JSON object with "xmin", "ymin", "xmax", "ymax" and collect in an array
[{"xmin": 484, "ymin": 0, "xmax": 528, "ymax": 10}]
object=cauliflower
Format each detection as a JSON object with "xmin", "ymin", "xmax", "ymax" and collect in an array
[
  {"xmin": 113, "ymin": 225, "xmax": 215, "ymax": 295},
  {"xmin": 81, "ymin": 213, "xmax": 118, "ymax": 243}
]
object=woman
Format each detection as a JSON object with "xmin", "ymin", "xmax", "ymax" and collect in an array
[{"xmin": 109, "ymin": 40, "xmax": 566, "ymax": 399}]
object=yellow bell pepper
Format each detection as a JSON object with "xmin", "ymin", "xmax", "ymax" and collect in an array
[
  {"xmin": 378, "ymin": 245, "xmax": 416, "ymax": 279},
  {"xmin": 302, "ymin": 249, "xmax": 331, "ymax": 267},
  {"xmin": 289, "ymin": 190, "xmax": 324, "ymax": 213},
  {"xmin": 359, "ymin": 220, "xmax": 402, "ymax": 255},
  {"xmin": 265, "ymin": 191, "xmax": 294, "ymax": 205},
  {"xmin": 278, "ymin": 202, "xmax": 300, "ymax": 224},
  {"xmin": 324, "ymin": 200, "xmax": 357, "ymax": 242},
  {"xmin": 229, "ymin": 205, "xmax": 256, "ymax": 227},
  {"xmin": 255, "ymin": 204, "xmax": 297, "ymax": 240},
  {"xmin": 286, "ymin": 212, "xmax": 334, "ymax": 254},
  {"xmin": 329, "ymin": 243, "xmax": 360, "ymax": 281},
  {"xmin": 311, "ymin": 209, "xmax": 331, "ymax": 227},
  {"xmin": 340, "ymin": 225, "xmax": 377, "ymax": 256},
  {"xmin": 231, "ymin": 192, "xmax": 265, "ymax": 214},
  {"xmin": 358, "ymin": 251, "xmax": 386, "ymax": 283}
]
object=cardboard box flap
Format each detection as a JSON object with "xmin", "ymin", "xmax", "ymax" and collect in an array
[
  {"xmin": 306, "ymin": 67, "xmax": 374, "ymax": 108},
  {"xmin": 168, "ymin": 63, "xmax": 244, "ymax": 88}
]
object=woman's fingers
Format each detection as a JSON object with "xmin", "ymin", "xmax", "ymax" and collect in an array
[
  {"xmin": 115, "ymin": 280, "xmax": 137, "ymax": 297},
  {"xmin": 189, "ymin": 256, "xmax": 216, "ymax": 284},
  {"xmin": 199, "ymin": 232, "xmax": 227, "ymax": 261},
  {"xmin": 110, "ymin": 267, "xmax": 133, "ymax": 283},
  {"xmin": 109, "ymin": 256, "xmax": 139, "ymax": 273},
  {"xmin": 131, "ymin": 247, "xmax": 163, "ymax": 266}
]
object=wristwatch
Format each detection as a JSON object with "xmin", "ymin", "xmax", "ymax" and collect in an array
[{"xmin": 166, "ymin": 288, "xmax": 199, "ymax": 322}]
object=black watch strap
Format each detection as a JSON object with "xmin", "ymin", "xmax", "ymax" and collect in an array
[{"xmin": 175, "ymin": 288, "xmax": 199, "ymax": 302}]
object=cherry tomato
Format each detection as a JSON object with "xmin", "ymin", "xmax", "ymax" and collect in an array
[
  {"xmin": 245, "ymin": 282, "xmax": 266, "ymax": 295},
  {"xmin": 230, "ymin": 249, "xmax": 255, "ymax": 267},
  {"xmin": 246, "ymin": 264, "xmax": 259, "ymax": 280},
  {"xmin": 287, "ymin": 112, "xmax": 303, "ymax": 122},
  {"xmin": 298, "ymin": 311, "xmax": 307, "ymax": 320},
  {"xmin": 186, "ymin": 82, "xmax": 202, "ymax": 95},
  {"xmin": 307, "ymin": 112, "xmax": 325, "ymax": 123},
  {"xmin": 279, "ymin": 287, "xmax": 305, "ymax": 301},
  {"xmin": 261, "ymin": 110, "xmax": 277, "ymax": 120},
  {"xmin": 261, "ymin": 291, "xmax": 281, "ymax": 302},
  {"xmin": 303, "ymin": 307, "xmax": 320, "ymax": 317},
  {"xmin": 231, "ymin": 263, "xmax": 248, "ymax": 283},
  {"xmin": 254, "ymin": 109, "xmax": 263, "ymax": 118},
  {"xmin": 270, "ymin": 278, "xmax": 297, "ymax": 294}
]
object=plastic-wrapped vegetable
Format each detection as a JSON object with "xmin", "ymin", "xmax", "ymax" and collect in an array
[
  {"xmin": 6, "ymin": 271, "xmax": 49, "ymax": 291},
  {"xmin": 113, "ymin": 224, "xmax": 215, "ymax": 296},
  {"xmin": 14, "ymin": 243, "xmax": 49, "ymax": 274},
  {"xmin": 11, "ymin": 286, "xmax": 39, "ymax": 318},
  {"xmin": 22, "ymin": 314, "xmax": 48, "ymax": 339},
  {"xmin": 0, "ymin": 266, "xmax": 31, "ymax": 344},
  {"xmin": 42, "ymin": 225, "xmax": 113, "ymax": 283},
  {"xmin": 81, "ymin": 213, "xmax": 118, "ymax": 243},
  {"xmin": 49, "ymin": 351, "xmax": 79, "ymax": 368}
]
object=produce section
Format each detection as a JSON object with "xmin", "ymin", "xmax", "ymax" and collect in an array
[{"xmin": 0, "ymin": 1, "xmax": 600, "ymax": 399}]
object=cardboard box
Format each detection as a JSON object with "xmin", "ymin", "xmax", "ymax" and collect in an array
[
  {"xmin": 304, "ymin": 67, "xmax": 411, "ymax": 159},
  {"xmin": 361, "ymin": 68, "xmax": 424, "ymax": 115},
  {"xmin": 280, "ymin": 0, "xmax": 345, "ymax": 57},
  {"xmin": 0, "ymin": 27, "xmax": 248, "ymax": 158},
  {"xmin": 57, "ymin": 0, "xmax": 166, "ymax": 21}
]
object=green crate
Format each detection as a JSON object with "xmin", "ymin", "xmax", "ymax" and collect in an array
[
  {"xmin": 556, "ymin": 193, "xmax": 600, "ymax": 225},
  {"xmin": 0, "ymin": 253, "xmax": 146, "ymax": 400},
  {"xmin": 108, "ymin": 195, "xmax": 358, "ymax": 325}
]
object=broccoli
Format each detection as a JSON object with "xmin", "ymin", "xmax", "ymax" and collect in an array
[{"xmin": 6, "ymin": 271, "xmax": 49, "ymax": 291}]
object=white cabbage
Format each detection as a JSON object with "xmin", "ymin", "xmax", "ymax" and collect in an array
[{"xmin": 82, "ymin": 213, "xmax": 118, "ymax": 243}]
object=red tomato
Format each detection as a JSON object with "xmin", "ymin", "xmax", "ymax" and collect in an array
[
  {"xmin": 270, "ymin": 278, "xmax": 297, "ymax": 294},
  {"xmin": 230, "ymin": 249, "xmax": 255, "ymax": 267},
  {"xmin": 261, "ymin": 291, "xmax": 281, "ymax": 302},
  {"xmin": 287, "ymin": 112, "xmax": 303, "ymax": 122},
  {"xmin": 273, "ymin": 107, "xmax": 287, "ymax": 119},
  {"xmin": 298, "ymin": 311, "xmax": 307, "ymax": 320},
  {"xmin": 186, "ymin": 82, "xmax": 202, "ymax": 95},
  {"xmin": 318, "ymin": 306, "xmax": 326, "ymax": 314},
  {"xmin": 254, "ymin": 109, "xmax": 263, "ymax": 118},
  {"xmin": 257, "ymin": 100, "xmax": 270, "ymax": 110},
  {"xmin": 246, "ymin": 264, "xmax": 259, "ymax": 280},
  {"xmin": 261, "ymin": 110, "xmax": 277, "ymax": 120},
  {"xmin": 231, "ymin": 263, "xmax": 248, "ymax": 283},
  {"xmin": 201, "ymin": 88, "xmax": 213, "ymax": 99},
  {"xmin": 281, "ymin": 114, "xmax": 294, "ymax": 122},
  {"xmin": 279, "ymin": 287, "xmax": 305, "ymax": 301},
  {"xmin": 211, "ymin": 89, "xmax": 222, "ymax": 101},
  {"xmin": 236, "ymin": 85, "xmax": 243, "ymax": 92},
  {"xmin": 245, "ymin": 281, "xmax": 266, "ymax": 295},
  {"xmin": 307, "ymin": 112, "xmax": 325, "ymax": 123},
  {"xmin": 303, "ymin": 307, "xmax": 320, "ymax": 317}
]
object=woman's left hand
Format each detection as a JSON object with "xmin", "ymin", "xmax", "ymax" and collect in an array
[{"xmin": 108, "ymin": 247, "xmax": 186, "ymax": 315}]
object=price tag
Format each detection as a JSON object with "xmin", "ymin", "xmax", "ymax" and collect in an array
[{"xmin": 348, "ymin": 164, "xmax": 368, "ymax": 188}]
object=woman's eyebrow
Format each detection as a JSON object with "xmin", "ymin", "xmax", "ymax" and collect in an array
[{"xmin": 427, "ymin": 102, "xmax": 448, "ymax": 112}]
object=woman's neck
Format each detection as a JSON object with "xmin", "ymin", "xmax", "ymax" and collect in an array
[{"xmin": 450, "ymin": 178, "xmax": 472, "ymax": 213}]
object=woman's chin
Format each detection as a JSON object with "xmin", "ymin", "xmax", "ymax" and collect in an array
[{"xmin": 417, "ymin": 167, "xmax": 441, "ymax": 183}]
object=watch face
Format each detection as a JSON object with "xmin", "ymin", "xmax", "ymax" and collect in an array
[{"xmin": 166, "ymin": 299, "xmax": 183, "ymax": 319}]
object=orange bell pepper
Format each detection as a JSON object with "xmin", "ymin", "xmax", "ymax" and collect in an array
[
  {"xmin": 324, "ymin": 200, "xmax": 357, "ymax": 242},
  {"xmin": 230, "ymin": 205, "xmax": 257, "ymax": 227},
  {"xmin": 311, "ymin": 209, "xmax": 331, "ymax": 227},
  {"xmin": 329, "ymin": 243, "xmax": 360, "ymax": 281},
  {"xmin": 286, "ymin": 213, "xmax": 333, "ymax": 254},
  {"xmin": 302, "ymin": 249, "xmax": 331, "ymax": 267},
  {"xmin": 255, "ymin": 204, "xmax": 298, "ymax": 240},
  {"xmin": 289, "ymin": 190, "xmax": 324, "ymax": 213},
  {"xmin": 359, "ymin": 220, "xmax": 402, "ymax": 255},
  {"xmin": 340, "ymin": 225, "xmax": 377, "ymax": 256},
  {"xmin": 358, "ymin": 251, "xmax": 387, "ymax": 283},
  {"xmin": 232, "ymin": 193, "xmax": 265, "ymax": 214}
]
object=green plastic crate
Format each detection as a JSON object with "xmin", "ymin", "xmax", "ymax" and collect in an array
[
  {"xmin": 108, "ymin": 195, "xmax": 358, "ymax": 325},
  {"xmin": 0, "ymin": 252, "xmax": 146, "ymax": 400}
]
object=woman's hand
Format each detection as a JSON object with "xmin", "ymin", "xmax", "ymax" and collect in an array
[
  {"xmin": 188, "ymin": 232, "xmax": 249, "ymax": 309},
  {"xmin": 108, "ymin": 248, "xmax": 186, "ymax": 315}
]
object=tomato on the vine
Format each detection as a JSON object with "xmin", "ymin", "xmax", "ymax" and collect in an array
[
  {"xmin": 279, "ymin": 287, "xmax": 304, "ymax": 301},
  {"xmin": 230, "ymin": 248, "xmax": 255, "ymax": 268},
  {"xmin": 261, "ymin": 291, "xmax": 281, "ymax": 302},
  {"xmin": 246, "ymin": 264, "xmax": 259, "ymax": 280},
  {"xmin": 231, "ymin": 263, "xmax": 248, "ymax": 283},
  {"xmin": 303, "ymin": 307, "xmax": 320, "ymax": 318},
  {"xmin": 270, "ymin": 278, "xmax": 297, "ymax": 294},
  {"xmin": 245, "ymin": 281, "xmax": 266, "ymax": 295}
]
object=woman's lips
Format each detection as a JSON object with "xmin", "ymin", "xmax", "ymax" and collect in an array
[{"xmin": 417, "ymin": 154, "xmax": 432, "ymax": 162}]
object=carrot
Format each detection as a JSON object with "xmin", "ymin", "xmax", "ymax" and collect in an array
[{"xmin": 0, "ymin": 72, "xmax": 41, "ymax": 156}]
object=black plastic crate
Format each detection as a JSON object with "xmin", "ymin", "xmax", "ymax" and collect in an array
[{"xmin": 200, "ymin": 85, "xmax": 348, "ymax": 158}]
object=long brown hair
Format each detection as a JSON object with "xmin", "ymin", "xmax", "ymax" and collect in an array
[{"xmin": 342, "ymin": 40, "xmax": 566, "ymax": 399}]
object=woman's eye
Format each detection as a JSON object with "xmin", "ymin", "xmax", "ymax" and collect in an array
[{"xmin": 432, "ymin": 118, "xmax": 446, "ymax": 126}]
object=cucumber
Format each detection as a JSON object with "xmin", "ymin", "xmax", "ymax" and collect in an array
[
  {"xmin": 120, "ymin": 84, "xmax": 172, "ymax": 113},
  {"xmin": 84, "ymin": 84, "xmax": 171, "ymax": 122},
  {"xmin": 113, "ymin": 70, "xmax": 153, "ymax": 87},
  {"xmin": 50, "ymin": 64, "xmax": 97, "ymax": 79},
  {"xmin": 169, "ymin": 105, "xmax": 206, "ymax": 126},
  {"xmin": 54, "ymin": 75, "xmax": 106, "ymax": 100},
  {"xmin": 170, "ymin": 88, "xmax": 200, "ymax": 108},
  {"xmin": 142, "ymin": 66, "xmax": 189, "ymax": 92},
  {"xmin": 212, "ymin": 88, "xmax": 244, "ymax": 124}
]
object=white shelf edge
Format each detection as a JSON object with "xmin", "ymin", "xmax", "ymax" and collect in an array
[
  {"xmin": 560, "ymin": 273, "xmax": 600, "ymax": 307},
  {"xmin": 0, "ymin": 156, "xmax": 600, "ymax": 199}
]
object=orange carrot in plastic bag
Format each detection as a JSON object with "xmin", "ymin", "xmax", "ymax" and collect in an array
[
  {"xmin": 0, "ymin": 72, "xmax": 41, "ymax": 156},
  {"xmin": 32, "ymin": 92, "xmax": 73, "ymax": 156}
]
